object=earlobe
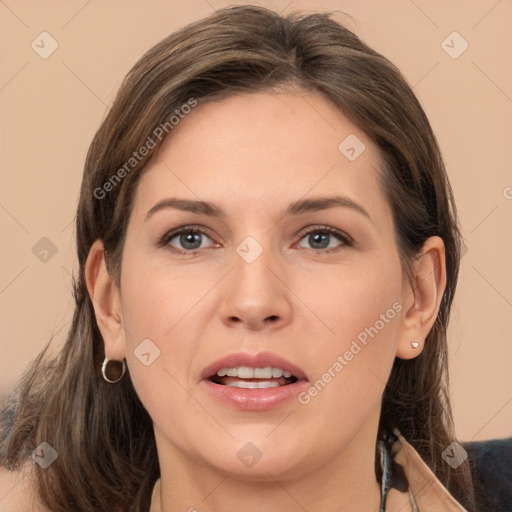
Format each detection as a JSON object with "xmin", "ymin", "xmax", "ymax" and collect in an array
[
  {"xmin": 85, "ymin": 239, "xmax": 126, "ymax": 360},
  {"xmin": 395, "ymin": 236, "xmax": 447, "ymax": 360}
]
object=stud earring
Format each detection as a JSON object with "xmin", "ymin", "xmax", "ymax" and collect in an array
[{"xmin": 411, "ymin": 341, "xmax": 419, "ymax": 350}]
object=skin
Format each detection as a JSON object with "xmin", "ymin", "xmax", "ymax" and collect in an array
[{"xmin": 86, "ymin": 87, "xmax": 446, "ymax": 512}]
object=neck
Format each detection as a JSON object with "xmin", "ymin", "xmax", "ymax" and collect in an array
[{"xmin": 150, "ymin": 424, "xmax": 382, "ymax": 512}]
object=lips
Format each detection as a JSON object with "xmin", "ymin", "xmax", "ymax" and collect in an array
[
  {"xmin": 201, "ymin": 351, "xmax": 308, "ymax": 382},
  {"xmin": 200, "ymin": 351, "xmax": 309, "ymax": 411}
]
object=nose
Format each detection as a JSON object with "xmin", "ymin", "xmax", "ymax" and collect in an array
[{"xmin": 218, "ymin": 245, "xmax": 293, "ymax": 332}]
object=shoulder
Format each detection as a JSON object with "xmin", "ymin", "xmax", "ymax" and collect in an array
[
  {"xmin": 0, "ymin": 463, "xmax": 51, "ymax": 512},
  {"xmin": 463, "ymin": 437, "xmax": 512, "ymax": 512}
]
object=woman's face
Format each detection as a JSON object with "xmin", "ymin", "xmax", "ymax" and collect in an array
[{"xmin": 116, "ymin": 88, "xmax": 414, "ymax": 479}]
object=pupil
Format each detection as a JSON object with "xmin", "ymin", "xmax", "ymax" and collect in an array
[
  {"xmin": 310, "ymin": 232, "xmax": 329, "ymax": 249},
  {"xmin": 181, "ymin": 233, "xmax": 201, "ymax": 249}
]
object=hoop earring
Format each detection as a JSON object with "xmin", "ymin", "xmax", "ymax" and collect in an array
[{"xmin": 102, "ymin": 357, "xmax": 126, "ymax": 383}]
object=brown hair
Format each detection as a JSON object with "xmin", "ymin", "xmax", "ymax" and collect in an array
[{"xmin": 0, "ymin": 5, "xmax": 475, "ymax": 511}]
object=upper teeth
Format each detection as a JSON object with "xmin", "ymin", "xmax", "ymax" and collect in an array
[{"xmin": 216, "ymin": 366, "xmax": 292, "ymax": 379}]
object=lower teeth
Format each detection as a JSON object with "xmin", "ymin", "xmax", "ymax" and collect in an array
[{"xmin": 225, "ymin": 380, "xmax": 280, "ymax": 389}]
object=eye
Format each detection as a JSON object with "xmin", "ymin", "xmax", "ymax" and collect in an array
[
  {"xmin": 159, "ymin": 226, "xmax": 217, "ymax": 253},
  {"xmin": 158, "ymin": 225, "xmax": 352, "ymax": 254},
  {"xmin": 296, "ymin": 226, "xmax": 353, "ymax": 252}
]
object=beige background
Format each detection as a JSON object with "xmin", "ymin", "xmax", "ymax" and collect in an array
[{"xmin": 1, "ymin": 0, "xmax": 511, "ymax": 442}]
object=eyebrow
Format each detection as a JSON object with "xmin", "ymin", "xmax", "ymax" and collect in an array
[{"xmin": 145, "ymin": 195, "xmax": 371, "ymax": 222}]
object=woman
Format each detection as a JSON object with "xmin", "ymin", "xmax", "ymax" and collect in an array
[{"xmin": 0, "ymin": 5, "xmax": 508, "ymax": 511}]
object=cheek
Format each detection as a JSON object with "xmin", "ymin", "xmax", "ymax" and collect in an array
[
  {"xmin": 296, "ymin": 257, "xmax": 403, "ymax": 347},
  {"xmin": 118, "ymin": 259, "xmax": 206, "ymax": 413},
  {"xmin": 120, "ymin": 252, "xmax": 213, "ymax": 340},
  {"xmin": 294, "ymin": 257, "xmax": 402, "ymax": 404}
]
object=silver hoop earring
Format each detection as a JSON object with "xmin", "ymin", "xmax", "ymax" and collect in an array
[{"xmin": 102, "ymin": 357, "xmax": 126, "ymax": 383}]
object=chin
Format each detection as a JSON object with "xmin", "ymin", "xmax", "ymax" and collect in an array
[{"xmin": 195, "ymin": 434, "xmax": 316, "ymax": 481}]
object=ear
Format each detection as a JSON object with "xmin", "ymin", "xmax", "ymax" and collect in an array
[
  {"xmin": 395, "ymin": 236, "xmax": 447, "ymax": 360},
  {"xmin": 85, "ymin": 239, "xmax": 126, "ymax": 361}
]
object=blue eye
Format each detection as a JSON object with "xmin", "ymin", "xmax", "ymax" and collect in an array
[
  {"xmin": 160, "ymin": 227, "xmax": 215, "ymax": 253},
  {"xmin": 297, "ymin": 227, "xmax": 352, "ymax": 251}
]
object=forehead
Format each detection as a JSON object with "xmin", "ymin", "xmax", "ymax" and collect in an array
[{"xmin": 132, "ymin": 89, "xmax": 388, "ymax": 219}]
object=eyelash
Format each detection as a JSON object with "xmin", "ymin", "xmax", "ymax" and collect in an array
[{"xmin": 157, "ymin": 225, "xmax": 353, "ymax": 255}]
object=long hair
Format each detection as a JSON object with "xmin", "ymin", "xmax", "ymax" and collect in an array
[{"xmin": 0, "ymin": 6, "xmax": 475, "ymax": 511}]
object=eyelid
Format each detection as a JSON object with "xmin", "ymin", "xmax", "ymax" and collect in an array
[{"xmin": 297, "ymin": 224, "xmax": 352, "ymax": 241}]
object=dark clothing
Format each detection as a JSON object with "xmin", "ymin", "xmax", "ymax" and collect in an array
[{"xmin": 465, "ymin": 437, "xmax": 512, "ymax": 512}]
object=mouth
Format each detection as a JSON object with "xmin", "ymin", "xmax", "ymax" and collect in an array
[
  {"xmin": 207, "ymin": 365, "xmax": 298, "ymax": 389},
  {"xmin": 200, "ymin": 352, "xmax": 308, "ymax": 410}
]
